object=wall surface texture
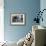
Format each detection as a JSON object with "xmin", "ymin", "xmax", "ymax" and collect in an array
[
  {"xmin": 4, "ymin": 0, "xmax": 40, "ymax": 42},
  {"xmin": 40, "ymin": 0, "xmax": 46, "ymax": 27}
]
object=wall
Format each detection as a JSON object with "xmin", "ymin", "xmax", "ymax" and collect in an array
[
  {"xmin": 4, "ymin": 0, "xmax": 40, "ymax": 42},
  {"xmin": 40, "ymin": 0, "xmax": 46, "ymax": 27}
]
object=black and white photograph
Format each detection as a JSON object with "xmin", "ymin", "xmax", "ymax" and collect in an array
[{"xmin": 11, "ymin": 14, "xmax": 25, "ymax": 25}]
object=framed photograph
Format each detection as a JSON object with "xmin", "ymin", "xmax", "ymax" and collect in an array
[{"xmin": 11, "ymin": 14, "xmax": 25, "ymax": 25}]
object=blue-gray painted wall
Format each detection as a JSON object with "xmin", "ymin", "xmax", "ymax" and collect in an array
[
  {"xmin": 4, "ymin": 0, "xmax": 40, "ymax": 42},
  {"xmin": 40, "ymin": 0, "xmax": 46, "ymax": 27}
]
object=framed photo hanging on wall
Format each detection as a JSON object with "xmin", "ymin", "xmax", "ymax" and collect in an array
[{"xmin": 11, "ymin": 14, "xmax": 25, "ymax": 25}]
